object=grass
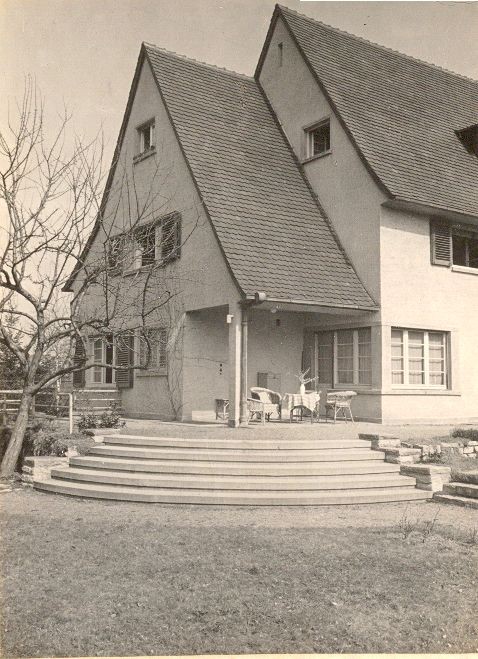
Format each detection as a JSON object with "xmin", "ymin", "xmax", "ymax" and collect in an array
[{"xmin": 1, "ymin": 490, "xmax": 478, "ymax": 657}]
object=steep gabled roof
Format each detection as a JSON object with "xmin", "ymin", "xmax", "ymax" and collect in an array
[
  {"xmin": 143, "ymin": 44, "xmax": 375, "ymax": 308},
  {"xmin": 264, "ymin": 4, "xmax": 478, "ymax": 219}
]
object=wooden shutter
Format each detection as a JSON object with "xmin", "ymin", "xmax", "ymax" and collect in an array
[
  {"xmin": 72, "ymin": 338, "xmax": 86, "ymax": 388},
  {"xmin": 161, "ymin": 214, "xmax": 181, "ymax": 263},
  {"xmin": 116, "ymin": 332, "xmax": 134, "ymax": 389},
  {"xmin": 430, "ymin": 220, "xmax": 452, "ymax": 266}
]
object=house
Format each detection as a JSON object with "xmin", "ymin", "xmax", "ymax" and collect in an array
[{"xmin": 64, "ymin": 4, "xmax": 478, "ymax": 425}]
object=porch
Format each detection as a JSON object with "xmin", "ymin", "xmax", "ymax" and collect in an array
[{"xmin": 181, "ymin": 299, "xmax": 381, "ymax": 426}]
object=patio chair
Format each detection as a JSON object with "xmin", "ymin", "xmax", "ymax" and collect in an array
[
  {"xmin": 250, "ymin": 387, "xmax": 282, "ymax": 422},
  {"xmin": 324, "ymin": 391, "xmax": 357, "ymax": 423}
]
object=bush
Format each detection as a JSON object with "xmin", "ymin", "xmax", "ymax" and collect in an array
[
  {"xmin": 451, "ymin": 427, "xmax": 478, "ymax": 442},
  {"xmin": 77, "ymin": 404, "xmax": 125, "ymax": 431}
]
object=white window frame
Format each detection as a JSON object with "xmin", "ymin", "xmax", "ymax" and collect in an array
[
  {"xmin": 90, "ymin": 336, "xmax": 116, "ymax": 385},
  {"xmin": 137, "ymin": 120, "xmax": 155, "ymax": 155},
  {"xmin": 304, "ymin": 119, "xmax": 331, "ymax": 160},
  {"xmin": 315, "ymin": 327, "xmax": 372, "ymax": 387},
  {"xmin": 391, "ymin": 328, "xmax": 448, "ymax": 389}
]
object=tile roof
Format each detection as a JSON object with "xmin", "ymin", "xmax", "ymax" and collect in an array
[
  {"xmin": 277, "ymin": 5, "xmax": 478, "ymax": 218},
  {"xmin": 145, "ymin": 44, "xmax": 376, "ymax": 308}
]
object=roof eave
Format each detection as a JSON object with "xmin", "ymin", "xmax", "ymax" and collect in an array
[{"xmin": 383, "ymin": 198, "xmax": 478, "ymax": 225}]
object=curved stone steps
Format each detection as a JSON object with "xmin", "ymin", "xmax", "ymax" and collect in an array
[
  {"xmin": 100, "ymin": 434, "xmax": 371, "ymax": 450},
  {"xmin": 69, "ymin": 454, "xmax": 399, "ymax": 476},
  {"xmin": 88, "ymin": 445, "xmax": 383, "ymax": 463},
  {"xmin": 50, "ymin": 466, "xmax": 417, "ymax": 491},
  {"xmin": 34, "ymin": 479, "xmax": 432, "ymax": 505}
]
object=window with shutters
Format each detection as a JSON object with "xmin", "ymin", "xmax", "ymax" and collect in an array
[
  {"xmin": 391, "ymin": 328, "xmax": 448, "ymax": 388},
  {"xmin": 138, "ymin": 328, "xmax": 167, "ymax": 374},
  {"xmin": 132, "ymin": 213, "xmax": 181, "ymax": 270},
  {"xmin": 314, "ymin": 328, "xmax": 371, "ymax": 387},
  {"xmin": 430, "ymin": 220, "xmax": 478, "ymax": 270},
  {"xmin": 115, "ymin": 332, "xmax": 135, "ymax": 389},
  {"xmin": 90, "ymin": 335, "xmax": 115, "ymax": 385}
]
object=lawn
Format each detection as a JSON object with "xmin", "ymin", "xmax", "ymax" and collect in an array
[{"xmin": 1, "ymin": 489, "xmax": 477, "ymax": 657}]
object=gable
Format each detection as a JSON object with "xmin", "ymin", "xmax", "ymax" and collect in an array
[
  {"xmin": 267, "ymin": 5, "xmax": 478, "ymax": 219},
  {"xmin": 145, "ymin": 45, "xmax": 376, "ymax": 309}
]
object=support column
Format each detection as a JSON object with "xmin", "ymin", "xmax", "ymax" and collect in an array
[
  {"xmin": 228, "ymin": 302, "xmax": 242, "ymax": 427},
  {"xmin": 239, "ymin": 304, "xmax": 249, "ymax": 425}
]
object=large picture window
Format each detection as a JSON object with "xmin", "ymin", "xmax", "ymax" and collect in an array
[
  {"xmin": 315, "ymin": 328, "xmax": 371, "ymax": 386},
  {"xmin": 391, "ymin": 328, "xmax": 447, "ymax": 388}
]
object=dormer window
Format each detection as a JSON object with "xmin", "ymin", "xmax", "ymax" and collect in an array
[
  {"xmin": 304, "ymin": 119, "xmax": 331, "ymax": 160},
  {"xmin": 456, "ymin": 124, "xmax": 478, "ymax": 157},
  {"xmin": 137, "ymin": 119, "xmax": 155, "ymax": 156}
]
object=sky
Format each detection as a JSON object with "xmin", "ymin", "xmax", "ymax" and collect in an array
[{"xmin": 2, "ymin": 0, "xmax": 478, "ymax": 166}]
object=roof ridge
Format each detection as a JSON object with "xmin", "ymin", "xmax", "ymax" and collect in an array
[
  {"xmin": 143, "ymin": 42, "xmax": 254, "ymax": 82},
  {"xmin": 277, "ymin": 4, "xmax": 478, "ymax": 86}
]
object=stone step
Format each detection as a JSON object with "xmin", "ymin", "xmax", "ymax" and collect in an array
[
  {"xmin": 102, "ymin": 434, "xmax": 371, "ymax": 450},
  {"xmin": 51, "ymin": 467, "xmax": 417, "ymax": 491},
  {"xmin": 443, "ymin": 482, "xmax": 478, "ymax": 499},
  {"xmin": 452, "ymin": 470, "xmax": 478, "ymax": 485},
  {"xmin": 88, "ymin": 445, "xmax": 384, "ymax": 463},
  {"xmin": 34, "ymin": 479, "xmax": 432, "ymax": 505},
  {"xmin": 70, "ymin": 455, "xmax": 399, "ymax": 476},
  {"xmin": 433, "ymin": 493, "xmax": 478, "ymax": 509}
]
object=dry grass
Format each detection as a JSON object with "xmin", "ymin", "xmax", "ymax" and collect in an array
[{"xmin": 1, "ymin": 489, "xmax": 477, "ymax": 657}]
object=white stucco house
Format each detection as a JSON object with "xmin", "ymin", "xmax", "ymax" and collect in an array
[{"xmin": 64, "ymin": 4, "xmax": 478, "ymax": 425}]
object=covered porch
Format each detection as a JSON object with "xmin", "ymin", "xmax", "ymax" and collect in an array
[{"xmin": 181, "ymin": 297, "xmax": 382, "ymax": 425}]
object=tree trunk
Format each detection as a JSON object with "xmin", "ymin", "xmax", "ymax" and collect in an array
[{"xmin": 0, "ymin": 392, "xmax": 32, "ymax": 478}]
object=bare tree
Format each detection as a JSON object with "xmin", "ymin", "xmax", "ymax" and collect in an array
[{"xmin": 0, "ymin": 81, "xmax": 200, "ymax": 477}]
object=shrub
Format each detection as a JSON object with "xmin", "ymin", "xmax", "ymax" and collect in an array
[
  {"xmin": 77, "ymin": 403, "xmax": 125, "ymax": 431},
  {"xmin": 451, "ymin": 427, "xmax": 478, "ymax": 442}
]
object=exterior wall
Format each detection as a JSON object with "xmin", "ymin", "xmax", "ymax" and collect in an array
[
  {"xmin": 181, "ymin": 307, "xmax": 307, "ymax": 422},
  {"xmin": 379, "ymin": 206, "xmax": 478, "ymax": 423},
  {"xmin": 258, "ymin": 17, "xmax": 386, "ymax": 302},
  {"xmin": 71, "ymin": 57, "xmax": 240, "ymax": 419}
]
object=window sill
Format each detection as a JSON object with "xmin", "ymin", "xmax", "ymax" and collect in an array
[
  {"xmin": 302, "ymin": 150, "xmax": 332, "ymax": 164},
  {"xmin": 451, "ymin": 264, "xmax": 478, "ymax": 276},
  {"xmin": 386, "ymin": 389, "xmax": 461, "ymax": 396},
  {"xmin": 133, "ymin": 147, "xmax": 156, "ymax": 164}
]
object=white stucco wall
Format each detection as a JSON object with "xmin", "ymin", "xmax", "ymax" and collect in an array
[
  {"xmin": 72, "ymin": 56, "xmax": 240, "ymax": 418},
  {"xmin": 258, "ymin": 17, "xmax": 385, "ymax": 302},
  {"xmin": 380, "ymin": 205, "xmax": 478, "ymax": 422}
]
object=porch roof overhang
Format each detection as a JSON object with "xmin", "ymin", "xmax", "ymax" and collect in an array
[{"xmin": 244, "ymin": 295, "xmax": 379, "ymax": 316}]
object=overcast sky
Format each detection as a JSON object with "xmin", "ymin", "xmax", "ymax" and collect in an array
[{"xmin": 2, "ymin": 0, "xmax": 478, "ymax": 164}]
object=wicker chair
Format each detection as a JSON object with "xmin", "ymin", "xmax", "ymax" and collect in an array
[
  {"xmin": 325, "ymin": 391, "xmax": 357, "ymax": 423},
  {"xmin": 249, "ymin": 387, "xmax": 282, "ymax": 422}
]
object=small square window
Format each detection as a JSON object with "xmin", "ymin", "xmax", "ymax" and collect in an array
[
  {"xmin": 137, "ymin": 120, "xmax": 155, "ymax": 155},
  {"xmin": 306, "ymin": 120, "xmax": 331, "ymax": 159}
]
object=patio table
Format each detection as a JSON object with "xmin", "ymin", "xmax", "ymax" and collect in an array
[{"xmin": 282, "ymin": 392, "xmax": 321, "ymax": 423}]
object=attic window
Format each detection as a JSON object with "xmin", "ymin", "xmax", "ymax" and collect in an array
[
  {"xmin": 456, "ymin": 124, "xmax": 478, "ymax": 156},
  {"xmin": 137, "ymin": 119, "xmax": 155, "ymax": 156},
  {"xmin": 305, "ymin": 120, "xmax": 331, "ymax": 159}
]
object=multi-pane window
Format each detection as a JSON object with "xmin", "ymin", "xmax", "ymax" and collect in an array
[
  {"xmin": 133, "ymin": 214, "xmax": 181, "ymax": 269},
  {"xmin": 315, "ymin": 328, "xmax": 371, "ymax": 386},
  {"xmin": 452, "ymin": 232, "xmax": 478, "ymax": 269},
  {"xmin": 391, "ymin": 328, "xmax": 447, "ymax": 387},
  {"xmin": 91, "ymin": 335, "xmax": 115, "ymax": 384},
  {"xmin": 306, "ymin": 120, "xmax": 331, "ymax": 158},
  {"xmin": 139, "ymin": 328, "xmax": 167, "ymax": 372},
  {"xmin": 137, "ymin": 120, "xmax": 155, "ymax": 155}
]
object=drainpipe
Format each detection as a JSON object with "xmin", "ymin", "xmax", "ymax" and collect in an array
[{"xmin": 239, "ymin": 292, "xmax": 267, "ymax": 426}]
